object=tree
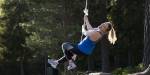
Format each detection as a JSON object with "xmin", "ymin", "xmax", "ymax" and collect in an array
[
  {"xmin": 141, "ymin": 0, "xmax": 150, "ymax": 74},
  {"xmin": 87, "ymin": 0, "xmax": 109, "ymax": 72},
  {"xmin": 1, "ymin": 0, "xmax": 31, "ymax": 75},
  {"xmin": 143, "ymin": 0, "xmax": 150, "ymax": 68},
  {"xmin": 0, "ymin": 0, "xmax": 146, "ymax": 74},
  {"xmin": 98, "ymin": 0, "xmax": 110, "ymax": 72},
  {"xmin": 129, "ymin": 0, "xmax": 150, "ymax": 75},
  {"xmin": 109, "ymin": 0, "xmax": 144, "ymax": 69}
]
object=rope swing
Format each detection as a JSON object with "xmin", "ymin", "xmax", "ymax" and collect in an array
[
  {"xmin": 84, "ymin": 0, "xmax": 88, "ymax": 15},
  {"xmin": 81, "ymin": 0, "xmax": 88, "ymax": 41}
]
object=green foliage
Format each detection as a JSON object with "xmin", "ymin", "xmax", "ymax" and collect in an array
[
  {"xmin": 108, "ymin": 0, "xmax": 144, "ymax": 67},
  {"xmin": 112, "ymin": 68, "xmax": 127, "ymax": 75},
  {"xmin": 112, "ymin": 64, "xmax": 145, "ymax": 75}
]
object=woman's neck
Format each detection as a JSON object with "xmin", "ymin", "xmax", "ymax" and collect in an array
[{"xmin": 99, "ymin": 29, "xmax": 106, "ymax": 35}]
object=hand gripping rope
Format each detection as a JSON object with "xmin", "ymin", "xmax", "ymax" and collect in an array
[{"xmin": 81, "ymin": 0, "xmax": 88, "ymax": 41}]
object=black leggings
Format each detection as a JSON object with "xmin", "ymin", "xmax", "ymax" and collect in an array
[
  {"xmin": 57, "ymin": 42, "xmax": 86, "ymax": 63},
  {"xmin": 57, "ymin": 42, "xmax": 74, "ymax": 63}
]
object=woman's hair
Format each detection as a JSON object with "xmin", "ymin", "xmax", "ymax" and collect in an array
[
  {"xmin": 107, "ymin": 22, "xmax": 117, "ymax": 45},
  {"xmin": 106, "ymin": 22, "xmax": 112, "ymax": 31}
]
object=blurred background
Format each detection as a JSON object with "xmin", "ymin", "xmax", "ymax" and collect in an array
[{"xmin": 0, "ymin": 0, "xmax": 145, "ymax": 75}]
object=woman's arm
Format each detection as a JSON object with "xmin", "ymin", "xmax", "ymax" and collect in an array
[
  {"xmin": 82, "ymin": 24, "xmax": 87, "ymax": 36},
  {"xmin": 84, "ymin": 15, "xmax": 93, "ymax": 30}
]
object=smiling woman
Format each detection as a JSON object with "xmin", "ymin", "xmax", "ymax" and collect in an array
[{"xmin": 48, "ymin": 14, "xmax": 117, "ymax": 70}]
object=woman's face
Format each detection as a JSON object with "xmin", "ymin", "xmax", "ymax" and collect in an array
[{"xmin": 98, "ymin": 22, "xmax": 110, "ymax": 32}]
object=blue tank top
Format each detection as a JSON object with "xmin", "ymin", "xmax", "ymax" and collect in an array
[{"xmin": 77, "ymin": 36, "xmax": 96, "ymax": 55}]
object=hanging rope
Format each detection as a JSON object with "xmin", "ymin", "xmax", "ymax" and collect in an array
[
  {"xmin": 85, "ymin": 0, "xmax": 88, "ymax": 11},
  {"xmin": 84, "ymin": 0, "xmax": 88, "ymax": 16},
  {"xmin": 81, "ymin": 0, "xmax": 88, "ymax": 41}
]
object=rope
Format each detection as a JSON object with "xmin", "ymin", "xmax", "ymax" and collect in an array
[
  {"xmin": 85, "ymin": 0, "xmax": 88, "ymax": 9},
  {"xmin": 81, "ymin": 0, "xmax": 88, "ymax": 41},
  {"xmin": 84, "ymin": 0, "xmax": 88, "ymax": 16}
]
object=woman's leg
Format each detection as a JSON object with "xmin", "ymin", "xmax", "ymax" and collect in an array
[
  {"xmin": 57, "ymin": 42, "xmax": 74, "ymax": 63},
  {"xmin": 48, "ymin": 42, "xmax": 77, "ymax": 69},
  {"xmin": 57, "ymin": 50, "xmax": 74, "ymax": 63}
]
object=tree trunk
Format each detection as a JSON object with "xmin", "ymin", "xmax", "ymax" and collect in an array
[
  {"xmin": 128, "ymin": 0, "xmax": 149, "ymax": 75},
  {"xmin": 98, "ymin": 0, "xmax": 110, "ymax": 73},
  {"xmin": 45, "ymin": 52, "xmax": 48, "ymax": 75},
  {"xmin": 62, "ymin": 0, "xmax": 72, "ymax": 75},
  {"xmin": 88, "ymin": 0, "xmax": 108, "ymax": 72},
  {"xmin": 20, "ymin": 59, "xmax": 24, "ymax": 75},
  {"xmin": 143, "ymin": 0, "xmax": 150, "ymax": 68},
  {"xmin": 101, "ymin": 35, "xmax": 111, "ymax": 73},
  {"xmin": 130, "ymin": 0, "xmax": 150, "ymax": 75}
]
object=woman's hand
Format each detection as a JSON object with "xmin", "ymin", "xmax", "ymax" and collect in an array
[{"xmin": 83, "ymin": 8, "xmax": 88, "ymax": 16}]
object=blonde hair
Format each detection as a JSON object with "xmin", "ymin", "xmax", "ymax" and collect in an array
[{"xmin": 108, "ymin": 26, "xmax": 117, "ymax": 45}]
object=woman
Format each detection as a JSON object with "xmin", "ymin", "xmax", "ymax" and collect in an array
[{"xmin": 48, "ymin": 15, "xmax": 117, "ymax": 70}]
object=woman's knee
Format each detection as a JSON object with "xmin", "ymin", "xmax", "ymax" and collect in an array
[{"xmin": 61, "ymin": 42, "xmax": 73, "ymax": 51}]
